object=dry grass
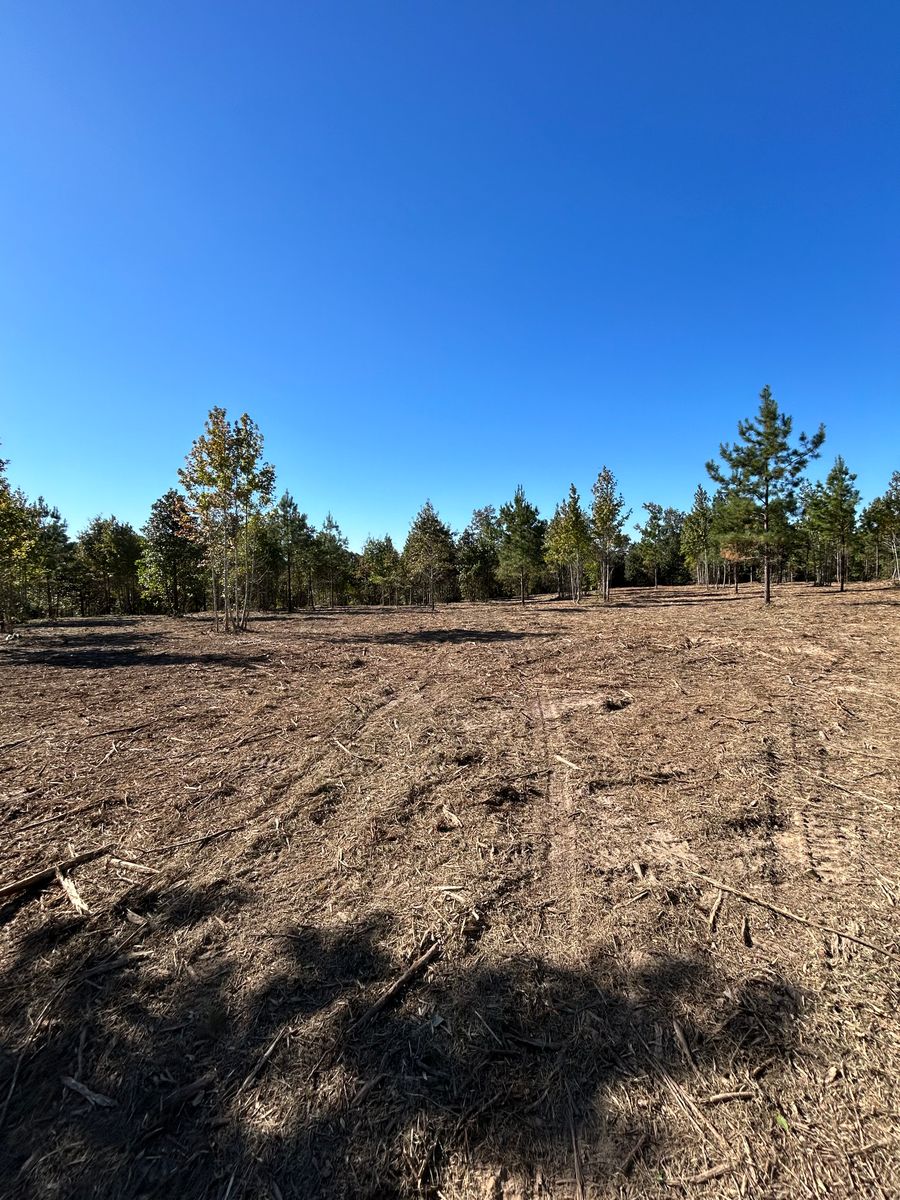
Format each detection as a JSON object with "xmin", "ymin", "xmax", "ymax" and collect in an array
[{"xmin": 1, "ymin": 583, "xmax": 898, "ymax": 1198}]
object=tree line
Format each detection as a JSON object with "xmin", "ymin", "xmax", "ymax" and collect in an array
[{"xmin": 1, "ymin": 390, "xmax": 898, "ymax": 630}]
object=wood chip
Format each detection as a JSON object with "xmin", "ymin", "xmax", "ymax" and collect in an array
[
  {"xmin": 61, "ymin": 1076, "xmax": 116, "ymax": 1107},
  {"xmin": 56, "ymin": 868, "xmax": 90, "ymax": 915}
]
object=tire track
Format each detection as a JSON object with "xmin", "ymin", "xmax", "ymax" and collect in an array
[{"xmin": 533, "ymin": 690, "xmax": 582, "ymax": 961}]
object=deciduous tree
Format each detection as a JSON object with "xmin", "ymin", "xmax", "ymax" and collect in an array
[
  {"xmin": 590, "ymin": 467, "xmax": 629, "ymax": 602},
  {"xmin": 178, "ymin": 408, "xmax": 275, "ymax": 632}
]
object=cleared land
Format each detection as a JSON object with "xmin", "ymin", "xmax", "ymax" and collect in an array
[{"xmin": 1, "ymin": 585, "xmax": 898, "ymax": 1199}]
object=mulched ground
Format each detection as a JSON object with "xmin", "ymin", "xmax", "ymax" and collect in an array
[{"xmin": 1, "ymin": 584, "xmax": 898, "ymax": 1199}]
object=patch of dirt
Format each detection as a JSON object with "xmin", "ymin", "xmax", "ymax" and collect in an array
[{"xmin": 0, "ymin": 585, "xmax": 898, "ymax": 1198}]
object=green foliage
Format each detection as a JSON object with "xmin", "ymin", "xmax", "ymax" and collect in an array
[
  {"xmin": 178, "ymin": 408, "xmax": 275, "ymax": 631},
  {"xmin": 590, "ymin": 467, "xmax": 630, "ymax": 602},
  {"xmin": 545, "ymin": 484, "xmax": 591, "ymax": 602},
  {"xmin": 806, "ymin": 457, "xmax": 861, "ymax": 590},
  {"xmin": 709, "ymin": 488, "xmax": 759, "ymax": 585},
  {"xmin": 681, "ymin": 485, "xmax": 713, "ymax": 585},
  {"xmin": 0, "ymin": 450, "xmax": 38, "ymax": 627},
  {"xmin": 358, "ymin": 535, "xmax": 402, "ymax": 604},
  {"xmin": 140, "ymin": 490, "xmax": 203, "ymax": 613},
  {"xmin": 456, "ymin": 506, "xmax": 501, "ymax": 601},
  {"xmin": 316, "ymin": 512, "xmax": 353, "ymax": 607},
  {"xmin": 859, "ymin": 473, "xmax": 900, "ymax": 581},
  {"xmin": 78, "ymin": 515, "xmax": 143, "ymax": 614},
  {"xmin": 272, "ymin": 492, "xmax": 318, "ymax": 610},
  {"xmin": 708, "ymin": 386, "xmax": 824, "ymax": 602},
  {"xmin": 498, "ymin": 486, "xmax": 545, "ymax": 604},
  {"xmin": 633, "ymin": 502, "xmax": 685, "ymax": 587},
  {"xmin": 403, "ymin": 501, "xmax": 455, "ymax": 609}
]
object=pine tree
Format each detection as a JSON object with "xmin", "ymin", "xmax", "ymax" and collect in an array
[
  {"xmin": 710, "ymin": 489, "xmax": 758, "ymax": 592},
  {"xmin": 403, "ymin": 501, "xmax": 455, "ymax": 610},
  {"xmin": 817, "ymin": 457, "xmax": 860, "ymax": 591},
  {"xmin": 590, "ymin": 467, "xmax": 630, "ymax": 602},
  {"xmin": 681, "ymin": 486, "xmax": 713, "ymax": 587},
  {"xmin": 498, "ymin": 486, "xmax": 545, "ymax": 604},
  {"xmin": 358, "ymin": 535, "xmax": 401, "ymax": 604},
  {"xmin": 141, "ymin": 490, "xmax": 202, "ymax": 614},
  {"xmin": 317, "ymin": 513, "xmax": 351, "ymax": 608},
  {"xmin": 707, "ymin": 386, "xmax": 824, "ymax": 604},
  {"xmin": 634, "ymin": 502, "xmax": 664, "ymax": 587},
  {"xmin": 865, "ymin": 472, "xmax": 900, "ymax": 583},
  {"xmin": 546, "ymin": 484, "xmax": 591, "ymax": 603},
  {"xmin": 0, "ymin": 450, "xmax": 36, "ymax": 630},
  {"xmin": 457, "ymin": 506, "xmax": 501, "ymax": 601}
]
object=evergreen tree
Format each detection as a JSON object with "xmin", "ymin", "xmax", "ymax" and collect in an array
[
  {"xmin": 710, "ymin": 489, "xmax": 758, "ymax": 592},
  {"xmin": 358, "ymin": 535, "xmax": 401, "ymax": 604},
  {"xmin": 140, "ymin": 490, "xmax": 203, "ymax": 614},
  {"xmin": 26, "ymin": 499, "xmax": 74, "ymax": 620},
  {"xmin": 78, "ymin": 516, "xmax": 143, "ymax": 614},
  {"xmin": 317, "ymin": 513, "xmax": 351, "ymax": 608},
  {"xmin": 681, "ymin": 485, "xmax": 713, "ymax": 587},
  {"xmin": 178, "ymin": 408, "xmax": 275, "ymax": 631},
  {"xmin": 590, "ymin": 466, "xmax": 630, "ymax": 602},
  {"xmin": 272, "ymin": 492, "xmax": 317, "ymax": 612},
  {"xmin": 545, "ymin": 484, "xmax": 591, "ymax": 603},
  {"xmin": 498, "ymin": 486, "xmax": 545, "ymax": 604},
  {"xmin": 871, "ymin": 471, "xmax": 900, "ymax": 582},
  {"xmin": 817, "ymin": 457, "xmax": 861, "ymax": 591},
  {"xmin": 0, "ymin": 450, "xmax": 36, "ymax": 629},
  {"xmin": 403, "ymin": 501, "xmax": 455, "ymax": 610},
  {"xmin": 456, "ymin": 506, "xmax": 501, "ymax": 601},
  {"xmin": 707, "ymin": 386, "xmax": 824, "ymax": 604}
]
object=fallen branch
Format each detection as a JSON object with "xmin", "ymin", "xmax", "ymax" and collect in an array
[
  {"xmin": 348, "ymin": 941, "xmax": 441, "ymax": 1035},
  {"xmin": 61, "ymin": 1075, "xmax": 116, "ymax": 1108},
  {"xmin": 136, "ymin": 826, "xmax": 242, "ymax": 854},
  {"xmin": 788, "ymin": 760, "xmax": 894, "ymax": 812},
  {"xmin": 15, "ymin": 801, "xmax": 101, "ymax": 833},
  {"xmin": 81, "ymin": 950, "xmax": 152, "ymax": 980},
  {"xmin": 236, "ymin": 1028, "xmax": 288, "ymax": 1095},
  {"xmin": 350, "ymin": 1073, "xmax": 385, "ymax": 1107},
  {"xmin": 0, "ymin": 845, "xmax": 112, "ymax": 901},
  {"xmin": 161, "ymin": 1070, "xmax": 216, "ymax": 1109},
  {"xmin": 332, "ymin": 735, "xmax": 372, "ymax": 763},
  {"xmin": 678, "ymin": 864, "xmax": 900, "ymax": 962}
]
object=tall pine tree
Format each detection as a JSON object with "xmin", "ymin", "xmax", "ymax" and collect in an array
[
  {"xmin": 498, "ymin": 486, "xmax": 545, "ymax": 604},
  {"xmin": 707, "ymin": 386, "xmax": 824, "ymax": 604}
]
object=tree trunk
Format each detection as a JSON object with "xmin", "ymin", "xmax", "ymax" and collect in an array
[{"xmin": 520, "ymin": 570, "xmax": 526, "ymax": 605}]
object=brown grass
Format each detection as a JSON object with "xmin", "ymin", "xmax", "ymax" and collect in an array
[{"xmin": 1, "ymin": 583, "xmax": 898, "ymax": 1199}]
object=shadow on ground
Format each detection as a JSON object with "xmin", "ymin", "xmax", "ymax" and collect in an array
[
  {"xmin": 324, "ymin": 628, "xmax": 560, "ymax": 646},
  {"xmin": 0, "ymin": 878, "xmax": 806, "ymax": 1199},
  {"xmin": 3, "ymin": 627, "xmax": 269, "ymax": 670}
]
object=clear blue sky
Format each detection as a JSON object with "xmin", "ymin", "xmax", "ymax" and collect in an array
[{"xmin": 2, "ymin": 1, "xmax": 898, "ymax": 549}]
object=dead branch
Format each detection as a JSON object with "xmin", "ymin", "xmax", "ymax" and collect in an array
[
  {"xmin": 0, "ymin": 845, "xmax": 112, "ymax": 901},
  {"xmin": 136, "ymin": 825, "xmax": 243, "ymax": 854},
  {"xmin": 677, "ymin": 864, "xmax": 900, "ymax": 962},
  {"xmin": 348, "ymin": 940, "xmax": 441, "ymax": 1035}
]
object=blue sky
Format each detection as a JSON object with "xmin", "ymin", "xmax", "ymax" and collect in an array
[{"xmin": 1, "ymin": 1, "xmax": 898, "ymax": 548}]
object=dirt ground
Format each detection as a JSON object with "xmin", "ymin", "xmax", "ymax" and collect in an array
[{"xmin": 1, "ymin": 584, "xmax": 898, "ymax": 1199}]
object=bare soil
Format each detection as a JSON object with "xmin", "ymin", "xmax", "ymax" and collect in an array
[{"xmin": 1, "ymin": 584, "xmax": 898, "ymax": 1199}]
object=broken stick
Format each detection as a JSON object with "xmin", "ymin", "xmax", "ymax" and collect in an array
[
  {"xmin": 0, "ymin": 845, "xmax": 112, "ymax": 901},
  {"xmin": 348, "ymin": 941, "xmax": 441, "ymax": 1035},
  {"xmin": 678, "ymin": 863, "xmax": 900, "ymax": 962}
]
